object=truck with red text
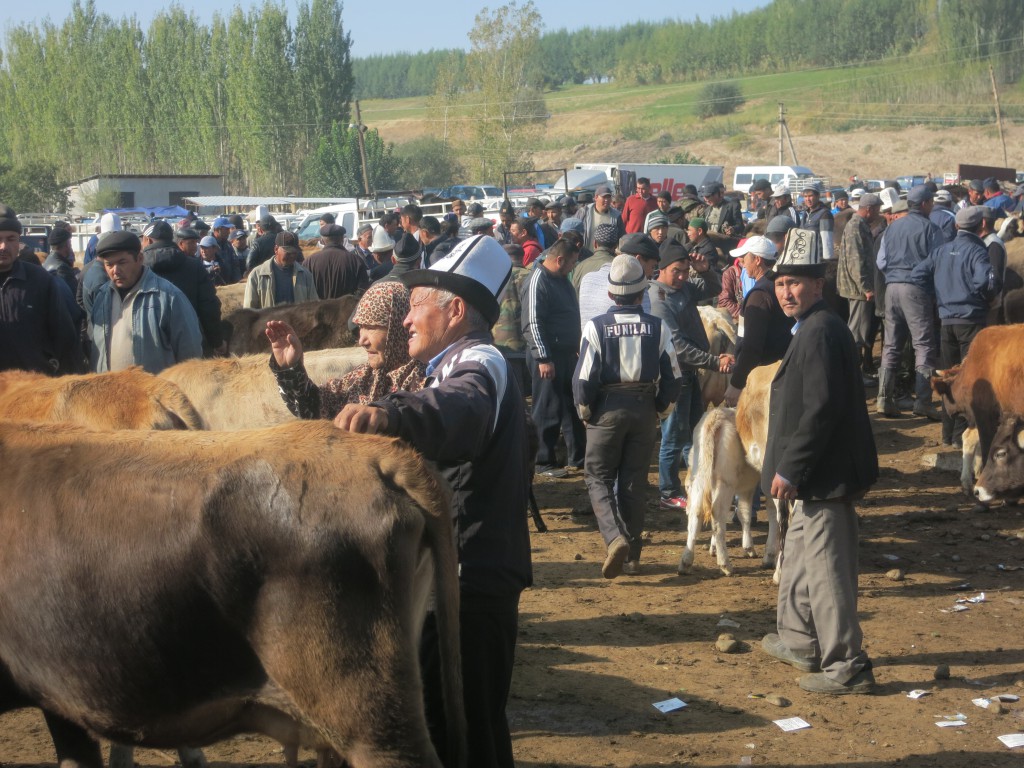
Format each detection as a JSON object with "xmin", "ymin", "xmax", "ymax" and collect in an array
[{"xmin": 548, "ymin": 162, "xmax": 724, "ymax": 199}]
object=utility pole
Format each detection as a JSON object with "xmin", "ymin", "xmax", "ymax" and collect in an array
[
  {"xmin": 354, "ymin": 100, "xmax": 371, "ymax": 197},
  {"xmin": 778, "ymin": 103, "xmax": 784, "ymax": 165},
  {"xmin": 989, "ymin": 64, "xmax": 1009, "ymax": 168},
  {"xmin": 777, "ymin": 102, "xmax": 799, "ymax": 165}
]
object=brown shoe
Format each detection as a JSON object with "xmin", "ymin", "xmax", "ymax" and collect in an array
[{"xmin": 602, "ymin": 536, "xmax": 629, "ymax": 579}]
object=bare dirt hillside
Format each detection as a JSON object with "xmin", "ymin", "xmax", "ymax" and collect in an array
[{"xmin": 529, "ymin": 123, "xmax": 1024, "ymax": 188}]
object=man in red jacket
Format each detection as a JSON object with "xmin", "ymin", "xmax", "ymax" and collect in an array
[{"xmin": 622, "ymin": 177, "xmax": 658, "ymax": 234}]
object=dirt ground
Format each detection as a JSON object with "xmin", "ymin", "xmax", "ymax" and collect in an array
[{"xmin": 2, "ymin": 407, "xmax": 1024, "ymax": 767}]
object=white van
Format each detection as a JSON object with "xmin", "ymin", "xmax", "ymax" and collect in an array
[
  {"xmin": 732, "ymin": 165, "xmax": 816, "ymax": 192},
  {"xmin": 293, "ymin": 200, "xmax": 360, "ymax": 240}
]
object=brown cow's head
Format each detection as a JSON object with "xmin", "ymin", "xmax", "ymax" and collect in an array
[
  {"xmin": 975, "ymin": 414, "xmax": 1024, "ymax": 502},
  {"xmin": 932, "ymin": 365, "xmax": 961, "ymax": 415}
]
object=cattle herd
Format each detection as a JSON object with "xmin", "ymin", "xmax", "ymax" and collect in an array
[{"xmin": 0, "ymin": 250, "xmax": 1021, "ymax": 767}]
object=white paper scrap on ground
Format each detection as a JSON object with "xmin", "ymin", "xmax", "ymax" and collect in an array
[
  {"xmin": 883, "ymin": 554, "xmax": 900, "ymax": 561},
  {"xmin": 973, "ymin": 698, "xmax": 992, "ymax": 708},
  {"xmin": 907, "ymin": 689, "xmax": 930, "ymax": 699},
  {"xmin": 652, "ymin": 697, "xmax": 687, "ymax": 713},
  {"xmin": 936, "ymin": 720, "xmax": 967, "ymax": 728},
  {"xmin": 774, "ymin": 717, "xmax": 811, "ymax": 732},
  {"xmin": 956, "ymin": 592, "xmax": 986, "ymax": 604},
  {"xmin": 717, "ymin": 618, "xmax": 741, "ymax": 628},
  {"xmin": 998, "ymin": 734, "xmax": 1024, "ymax": 749}
]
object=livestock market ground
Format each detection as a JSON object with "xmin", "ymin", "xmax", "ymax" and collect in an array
[{"xmin": 2, "ymin": 409, "xmax": 1024, "ymax": 767}]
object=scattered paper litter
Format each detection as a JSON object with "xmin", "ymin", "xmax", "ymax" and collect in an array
[
  {"xmin": 956, "ymin": 592, "xmax": 986, "ymax": 604},
  {"xmin": 883, "ymin": 554, "xmax": 901, "ymax": 561},
  {"xmin": 947, "ymin": 582, "xmax": 972, "ymax": 591},
  {"xmin": 774, "ymin": 717, "xmax": 811, "ymax": 732},
  {"xmin": 936, "ymin": 720, "xmax": 967, "ymax": 728},
  {"xmin": 717, "ymin": 618, "xmax": 741, "ymax": 628},
  {"xmin": 936, "ymin": 713, "xmax": 967, "ymax": 721},
  {"xmin": 998, "ymin": 734, "xmax": 1024, "ymax": 749},
  {"xmin": 652, "ymin": 697, "xmax": 687, "ymax": 713},
  {"xmin": 974, "ymin": 698, "xmax": 993, "ymax": 709},
  {"xmin": 940, "ymin": 604, "xmax": 970, "ymax": 613},
  {"xmin": 966, "ymin": 679, "xmax": 995, "ymax": 687},
  {"xmin": 907, "ymin": 689, "xmax": 930, "ymax": 699}
]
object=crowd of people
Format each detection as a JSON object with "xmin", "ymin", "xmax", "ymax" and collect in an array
[{"xmin": 0, "ymin": 167, "xmax": 1017, "ymax": 764}]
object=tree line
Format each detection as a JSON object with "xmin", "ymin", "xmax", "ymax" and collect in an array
[
  {"xmin": 353, "ymin": 0, "xmax": 1024, "ymax": 98},
  {"xmin": 0, "ymin": 0, "xmax": 354, "ymax": 199}
]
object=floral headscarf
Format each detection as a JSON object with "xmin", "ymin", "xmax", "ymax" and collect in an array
[{"xmin": 320, "ymin": 281, "xmax": 426, "ymax": 407}]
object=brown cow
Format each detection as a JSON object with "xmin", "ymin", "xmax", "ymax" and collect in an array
[
  {"xmin": 975, "ymin": 414, "xmax": 1024, "ymax": 502},
  {"xmin": 160, "ymin": 347, "xmax": 368, "ymax": 430},
  {"xmin": 931, "ymin": 324, "xmax": 1024, "ymax": 468},
  {"xmin": 0, "ymin": 369, "xmax": 202, "ymax": 430},
  {"xmin": 1002, "ymin": 234, "xmax": 1024, "ymax": 324},
  {"xmin": 0, "ymin": 420, "xmax": 464, "ymax": 768},
  {"xmin": 216, "ymin": 283, "xmax": 247, "ymax": 317},
  {"xmin": 224, "ymin": 296, "xmax": 359, "ymax": 356}
]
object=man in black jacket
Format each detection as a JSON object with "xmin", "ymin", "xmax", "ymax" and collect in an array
[
  {"xmin": 142, "ymin": 221, "xmax": 224, "ymax": 355},
  {"xmin": 759, "ymin": 229, "xmax": 878, "ymax": 695},
  {"xmin": 521, "ymin": 237, "xmax": 584, "ymax": 476},
  {"xmin": 0, "ymin": 210, "xmax": 81, "ymax": 374},
  {"xmin": 304, "ymin": 224, "xmax": 368, "ymax": 299},
  {"xmin": 334, "ymin": 235, "xmax": 531, "ymax": 768}
]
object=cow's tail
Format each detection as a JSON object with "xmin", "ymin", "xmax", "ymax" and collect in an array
[
  {"xmin": 152, "ymin": 379, "xmax": 205, "ymax": 430},
  {"xmin": 689, "ymin": 408, "xmax": 722, "ymax": 528},
  {"xmin": 376, "ymin": 445, "xmax": 466, "ymax": 768}
]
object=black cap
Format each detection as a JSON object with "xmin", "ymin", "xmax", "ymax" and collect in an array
[
  {"xmin": 658, "ymin": 242, "xmax": 690, "ymax": 270},
  {"xmin": 175, "ymin": 227, "xmax": 199, "ymax": 241},
  {"xmin": 751, "ymin": 178, "xmax": 773, "ymax": 193},
  {"xmin": 617, "ymin": 232, "xmax": 660, "ymax": 262},
  {"xmin": 192, "ymin": 219, "xmax": 210, "ymax": 232},
  {"xmin": 259, "ymin": 214, "xmax": 279, "ymax": 229},
  {"xmin": 0, "ymin": 203, "xmax": 21, "ymax": 234},
  {"xmin": 47, "ymin": 228, "xmax": 72, "ymax": 246},
  {"xmin": 319, "ymin": 212, "xmax": 336, "ymax": 224},
  {"xmin": 320, "ymin": 223, "xmax": 346, "ymax": 238},
  {"xmin": 499, "ymin": 200, "xmax": 516, "ymax": 215},
  {"xmin": 96, "ymin": 230, "xmax": 142, "ymax": 257},
  {"xmin": 143, "ymin": 220, "xmax": 174, "ymax": 241}
]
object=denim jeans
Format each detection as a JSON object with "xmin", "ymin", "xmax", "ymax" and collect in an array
[{"xmin": 658, "ymin": 370, "xmax": 703, "ymax": 498}]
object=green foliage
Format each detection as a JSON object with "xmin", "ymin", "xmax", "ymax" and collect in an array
[
  {"xmin": 303, "ymin": 123, "xmax": 397, "ymax": 197},
  {"xmin": 0, "ymin": 162, "xmax": 69, "ymax": 212},
  {"xmin": 696, "ymin": 82, "xmax": 745, "ymax": 119},
  {"xmin": 391, "ymin": 137, "xmax": 466, "ymax": 189},
  {"xmin": 80, "ymin": 186, "xmax": 123, "ymax": 214},
  {"xmin": 351, "ymin": 0, "xmax": 1024, "ymax": 99},
  {"xmin": 433, "ymin": 1, "xmax": 546, "ymax": 181},
  {"xmin": 0, "ymin": 0, "xmax": 355, "ymax": 195},
  {"xmin": 656, "ymin": 151, "xmax": 706, "ymax": 165}
]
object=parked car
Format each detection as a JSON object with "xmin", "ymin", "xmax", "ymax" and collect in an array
[{"xmin": 440, "ymin": 184, "xmax": 503, "ymax": 201}]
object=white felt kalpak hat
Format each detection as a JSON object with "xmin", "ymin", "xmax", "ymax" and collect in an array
[
  {"xmin": 775, "ymin": 227, "xmax": 825, "ymax": 277},
  {"xmin": 402, "ymin": 234, "xmax": 512, "ymax": 325}
]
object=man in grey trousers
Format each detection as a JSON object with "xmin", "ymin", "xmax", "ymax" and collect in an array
[{"xmin": 759, "ymin": 228, "xmax": 879, "ymax": 695}]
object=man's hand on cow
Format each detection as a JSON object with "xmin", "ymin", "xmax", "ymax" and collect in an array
[
  {"xmin": 690, "ymin": 252, "xmax": 710, "ymax": 273},
  {"xmin": 865, "ymin": 291, "xmax": 874, "ymax": 302},
  {"xmin": 538, "ymin": 362, "xmax": 555, "ymax": 380},
  {"xmin": 718, "ymin": 354, "xmax": 735, "ymax": 374},
  {"xmin": 770, "ymin": 473, "xmax": 798, "ymax": 501},
  {"xmin": 723, "ymin": 384, "xmax": 742, "ymax": 407},
  {"xmin": 265, "ymin": 320, "xmax": 304, "ymax": 368},
  {"xmin": 334, "ymin": 404, "xmax": 389, "ymax": 434}
]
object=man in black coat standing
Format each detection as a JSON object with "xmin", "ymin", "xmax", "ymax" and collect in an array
[{"xmin": 759, "ymin": 227, "xmax": 879, "ymax": 696}]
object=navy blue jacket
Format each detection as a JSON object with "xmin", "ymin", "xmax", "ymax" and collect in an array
[
  {"xmin": 573, "ymin": 305, "xmax": 682, "ymax": 419},
  {"xmin": 521, "ymin": 265, "xmax": 581, "ymax": 362},
  {"xmin": 910, "ymin": 230, "xmax": 998, "ymax": 324},
  {"xmin": 929, "ymin": 206, "xmax": 957, "ymax": 243},
  {"xmin": 877, "ymin": 210, "xmax": 944, "ymax": 284},
  {"xmin": 0, "ymin": 259, "xmax": 81, "ymax": 374}
]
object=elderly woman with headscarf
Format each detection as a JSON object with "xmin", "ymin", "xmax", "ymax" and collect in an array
[{"xmin": 266, "ymin": 281, "xmax": 425, "ymax": 419}]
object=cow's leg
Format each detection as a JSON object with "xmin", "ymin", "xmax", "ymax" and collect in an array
[
  {"xmin": 177, "ymin": 747, "xmax": 207, "ymax": 768},
  {"xmin": 108, "ymin": 745, "xmax": 132, "ymax": 768},
  {"xmin": 711, "ymin": 487, "xmax": 734, "ymax": 576},
  {"xmin": 736, "ymin": 487, "xmax": 756, "ymax": 558},
  {"xmin": 961, "ymin": 427, "xmax": 981, "ymax": 497},
  {"xmin": 255, "ymin": 544, "xmax": 442, "ymax": 768},
  {"xmin": 42, "ymin": 710, "xmax": 103, "ymax": 768},
  {"xmin": 678, "ymin": 500, "xmax": 700, "ymax": 573}
]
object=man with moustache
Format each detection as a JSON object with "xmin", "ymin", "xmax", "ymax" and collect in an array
[{"xmin": 759, "ymin": 229, "xmax": 878, "ymax": 696}]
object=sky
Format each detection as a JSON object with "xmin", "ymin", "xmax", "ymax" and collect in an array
[{"xmin": 1, "ymin": 1, "xmax": 772, "ymax": 58}]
